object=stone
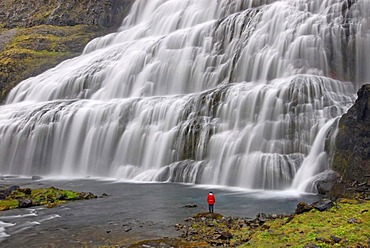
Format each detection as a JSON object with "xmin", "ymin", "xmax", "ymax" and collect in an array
[
  {"xmin": 18, "ymin": 188, "xmax": 32, "ymax": 195},
  {"xmin": 7, "ymin": 185, "xmax": 20, "ymax": 193},
  {"xmin": 314, "ymin": 170, "xmax": 341, "ymax": 195},
  {"xmin": 18, "ymin": 198, "xmax": 33, "ymax": 208},
  {"xmin": 183, "ymin": 202, "xmax": 197, "ymax": 208},
  {"xmin": 330, "ymin": 235, "xmax": 341, "ymax": 243},
  {"xmin": 304, "ymin": 243, "xmax": 320, "ymax": 248},
  {"xmin": 312, "ymin": 199, "xmax": 334, "ymax": 212},
  {"xmin": 295, "ymin": 202, "xmax": 313, "ymax": 214}
]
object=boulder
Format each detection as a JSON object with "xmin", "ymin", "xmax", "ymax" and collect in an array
[
  {"xmin": 31, "ymin": 175, "xmax": 43, "ymax": 180},
  {"xmin": 313, "ymin": 170, "xmax": 341, "ymax": 195},
  {"xmin": 18, "ymin": 188, "xmax": 32, "ymax": 195},
  {"xmin": 183, "ymin": 202, "xmax": 197, "ymax": 208},
  {"xmin": 18, "ymin": 198, "xmax": 33, "ymax": 208},
  {"xmin": 295, "ymin": 202, "xmax": 313, "ymax": 214},
  {"xmin": 312, "ymin": 199, "xmax": 334, "ymax": 212}
]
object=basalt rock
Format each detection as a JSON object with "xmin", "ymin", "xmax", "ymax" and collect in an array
[
  {"xmin": 331, "ymin": 84, "xmax": 370, "ymax": 199},
  {"xmin": 18, "ymin": 198, "xmax": 33, "ymax": 208},
  {"xmin": 295, "ymin": 202, "xmax": 313, "ymax": 214}
]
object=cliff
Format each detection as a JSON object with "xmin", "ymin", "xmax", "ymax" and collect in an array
[
  {"xmin": 0, "ymin": 0, "xmax": 134, "ymax": 101},
  {"xmin": 331, "ymin": 84, "xmax": 370, "ymax": 198}
]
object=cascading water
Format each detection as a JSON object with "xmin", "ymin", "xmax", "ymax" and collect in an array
[{"xmin": 1, "ymin": 0, "xmax": 369, "ymax": 192}]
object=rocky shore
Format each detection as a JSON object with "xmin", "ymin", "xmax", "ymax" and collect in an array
[{"xmin": 129, "ymin": 198, "xmax": 370, "ymax": 248}]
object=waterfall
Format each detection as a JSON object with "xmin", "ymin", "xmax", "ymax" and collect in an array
[{"xmin": 1, "ymin": 0, "xmax": 369, "ymax": 192}]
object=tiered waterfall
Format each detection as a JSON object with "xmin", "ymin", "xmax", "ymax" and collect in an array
[{"xmin": 1, "ymin": 0, "xmax": 369, "ymax": 192}]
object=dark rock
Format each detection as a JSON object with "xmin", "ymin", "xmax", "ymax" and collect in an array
[
  {"xmin": 18, "ymin": 198, "xmax": 33, "ymax": 208},
  {"xmin": 79, "ymin": 192, "xmax": 97, "ymax": 199},
  {"xmin": 124, "ymin": 228, "xmax": 132, "ymax": 232},
  {"xmin": 7, "ymin": 185, "xmax": 20, "ymax": 193},
  {"xmin": 31, "ymin": 175, "xmax": 42, "ymax": 180},
  {"xmin": 312, "ymin": 199, "xmax": 334, "ymax": 212},
  {"xmin": 0, "ymin": 192, "xmax": 7, "ymax": 199},
  {"xmin": 304, "ymin": 243, "xmax": 320, "ymax": 248},
  {"xmin": 330, "ymin": 235, "xmax": 341, "ymax": 243},
  {"xmin": 256, "ymin": 213, "xmax": 268, "ymax": 222},
  {"xmin": 331, "ymin": 84, "xmax": 370, "ymax": 199},
  {"xmin": 295, "ymin": 202, "xmax": 313, "ymax": 214},
  {"xmin": 315, "ymin": 237, "xmax": 332, "ymax": 244},
  {"xmin": 56, "ymin": 194, "xmax": 66, "ymax": 200},
  {"xmin": 183, "ymin": 202, "xmax": 197, "ymax": 208},
  {"xmin": 18, "ymin": 188, "xmax": 32, "ymax": 195},
  {"xmin": 217, "ymin": 230, "xmax": 233, "ymax": 240},
  {"xmin": 100, "ymin": 193, "xmax": 109, "ymax": 197},
  {"xmin": 313, "ymin": 170, "xmax": 341, "ymax": 195}
]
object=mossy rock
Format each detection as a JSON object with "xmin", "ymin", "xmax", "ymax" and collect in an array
[
  {"xmin": 193, "ymin": 212, "xmax": 224, "ymax": 220},
  {"xmin": 0, "ymin": 186, "xmax": 97, "ymax": 211}
]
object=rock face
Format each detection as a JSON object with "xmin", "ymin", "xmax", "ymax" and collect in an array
[
  {"xmin": 331, "ymin": 84, "xmax": 370, "ymax": 198},
  {"xmin": 0, "ymin": 0, "xmax": 135, "ymax": 29},
  {"xmin": 0, "ymin": 0, "xmax": 135, "ymax": 101}
]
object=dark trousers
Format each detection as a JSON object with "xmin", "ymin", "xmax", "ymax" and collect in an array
[{"xmin": 208, "ymin": 204, "xmax": 214, "ymax": 213}]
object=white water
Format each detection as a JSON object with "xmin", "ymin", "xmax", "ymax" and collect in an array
[{"xmin": 1, "ymin": 0, "xmax": 369, "ymax": 192}]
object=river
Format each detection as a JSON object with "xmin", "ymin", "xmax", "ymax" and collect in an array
[{"xmin": 0, "ymin": 177, "xmax": 320, "ymax": 247}]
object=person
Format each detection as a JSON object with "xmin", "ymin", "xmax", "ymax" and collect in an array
[{"xmin": 207, "ymin": 191, "xmax": 215, "ymax": 213}]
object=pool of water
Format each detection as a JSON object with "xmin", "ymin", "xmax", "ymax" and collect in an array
[{"xmin": 0, "ymin": 177, "xmax": 321, "ymax": 247}]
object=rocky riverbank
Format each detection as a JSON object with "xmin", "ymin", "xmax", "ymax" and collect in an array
[{"xmin": 129, "ymin": 198, "xmax": 370, "ymax": 248}]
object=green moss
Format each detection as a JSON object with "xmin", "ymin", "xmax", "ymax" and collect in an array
[
  {"xmin": 0, "ymin": 24, "xmax": 106, "ymax": 101},
  {"xmin": 0, "ymin": 187, "xmax": 96, "ymax": 211},
  {"xmin": 0, "ymin": 199, "xmax": 18, "ymax": 210},
  {"xmin": 241, "ymin": 200, "xmax": 370, "ymax": 248}
]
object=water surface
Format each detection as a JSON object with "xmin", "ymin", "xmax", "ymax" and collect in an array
[{"xmin": 0, "ymin": 177, "xmax": 320, "ymax": 247}]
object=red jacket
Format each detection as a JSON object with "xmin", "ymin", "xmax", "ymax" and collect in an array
[{"xmin": 207, "ymin": 193, "xmax": 215, "ymax": 205}]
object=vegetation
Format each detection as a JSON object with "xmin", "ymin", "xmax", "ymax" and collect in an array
[
  {"xmin": 0, "ymin": 186, "xmax": 96, "ymax": 211},
  {"xmin": 245, "ymin": 199, "xmax": 369, "ymax": 248},
  {"xmin": 0, "ymin": 24, "xmax": 102, "ymax": 100},
  {"xmin": 131, "ymin": 199, "xmax": 370, "ymax": 247}
]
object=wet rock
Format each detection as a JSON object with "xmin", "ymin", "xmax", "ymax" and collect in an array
[
  {"xmin": 312, "ymin": 199, "xmax": 334, "ymax": 212},
  {"xmin": 79, "ymin": 192, "xmax": 97, "ymax": 199},
  {"xmin": 100, "ymin": 193, "xmax": 109, "ymax": 197},
  {"xmin": 331, "ymin": 84, "xmax": 370, "ymax": 199},
  {"xmin": 183, "ymin": 202, "xmax": 197, "ymax": 208},
  {"xmin": 295, "ymin": 202, "xmax": 313, "ymax": 214},
  {"xmin": 18, "ymin": 198, "xmax": 33, "ymax": 208},
  {"xmin": 18, "ymin": 188, "xmax": 32, "ymax": 195},
  {"xmin": 124, "ymin": 227, "xmax": 132, "ymax": 232},
  {"xmin": 0, "ymin": 191, "xmax": 7, "ymax": 200},
  {"xmin": 256, "ymin": 212, "xmax": 268, "ymax": 222},
  {"xmin": 7, "ymin": 185, "xmax": 20, "ymax": 193},
  {"xmin": 314, "ymin": 170, "xmax": 341, "ymax": 195},
  {"xmin": 31, "ymin": 175, "xmax": 42, "ymax": 180},
  {"xmin": 56, "ymin": 194, "xmax": 66, "ymax": 200}
]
